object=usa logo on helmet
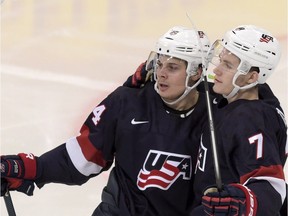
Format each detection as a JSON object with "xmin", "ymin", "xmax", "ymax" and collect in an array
[
  {"xmin": 260, "ymin": 34, "xmax": 274, "ymax": 43},
  {"xmin": 169, "ymin": 30, "xmax": 179, "ymax": 35}
]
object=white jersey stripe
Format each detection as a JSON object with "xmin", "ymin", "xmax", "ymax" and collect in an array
[
  {"xmin": 66, "ymin": 137, "xmax": 103, "ymax": 176},
  {"xmin": 244, "ymin": 176, "xmax": 286, "ymax": 203}
]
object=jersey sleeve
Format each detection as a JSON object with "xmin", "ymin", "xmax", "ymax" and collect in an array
[
  {"xmin": 36, "ymin": 87, "xmax": 123, "ymax": 186},
  {"xmin": 65, "ymin": 88, "xmax": 123, "ymax": 177},
  {"xmin": 36, "ymin": 144, "xmax": 91, "ymax": 186}
]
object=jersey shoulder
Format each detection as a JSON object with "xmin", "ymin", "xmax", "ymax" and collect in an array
[
  {"xmin": 258, "ymin": 83, "xmax": 284, "ymax": 112},
  {"xmin": 218, "ymin": 99, "xmax": 286, "ymax": 135}
]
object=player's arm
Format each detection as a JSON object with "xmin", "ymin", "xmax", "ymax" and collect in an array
[
  {"xmin": 1, "ymin": 142, "xmax": 105, "ymax": 196},
  {"xmin": 36, "ymin": 144, "xmax": 94, "ymax": 187},
  {"xmin": 202, "ymin": 109, "xmax": 287, "ymax": 215},
  {"xmin": 1, "ymin": 89, "xmax": 121, "ymax": 196},
  {"xmin": 200, "ymin": 168, "xmax": 285, "ymax": 216},
  {"xmin": 1, "ymin": 145, "xmax": 86, "ymax": 195}
]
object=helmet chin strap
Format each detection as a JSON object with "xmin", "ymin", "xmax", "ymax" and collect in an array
[
  {"xmin": 154, "ymin": 74, "xmax": 202, "ymax": 106},
  {"xmin": 223, "ymin": 71, "xmax": 258, "ymax": 99},
  {"xmin": 222, "ymin": 85, "xmax": 240, "ymax": 99}
]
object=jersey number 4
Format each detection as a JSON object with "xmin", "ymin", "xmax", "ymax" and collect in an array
[{"xmin": 92, "ymin": 105, "xmax": 106, "ymax": 126}]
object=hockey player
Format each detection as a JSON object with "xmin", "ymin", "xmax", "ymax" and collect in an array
[
  {"xmin": 1, "ymin": 26, "xmax": 211, "ymax": 216},
  {"xmin": 191, "ymin": 25, "xmax": 287, "ymax": 215},
  {"xmin": 123, "ymin": 26, "xmax": 287, "ymax": 215}
]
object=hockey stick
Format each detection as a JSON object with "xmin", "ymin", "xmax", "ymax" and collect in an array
[
  {"xmin": 201, "ymin": 64, "xmax": 223, "ymax": 191},
  {"xmin": 3, "ymin": 190, "xmax": 17, "ymax": 216},
  {"xmin": 186, "ymin": 14, "xmax": 223, "ymax": 191}
]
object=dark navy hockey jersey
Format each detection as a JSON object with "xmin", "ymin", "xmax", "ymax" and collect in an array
[
  {"xmin": 36, "ymin": 82, "xmax": 208, "ymax": 216},
  {"xmin": 192, "ymin": 97, "xmax": 287, "ymax": 215},
  {"xmin": 35, "ymin": 80, "xmax": 287, "ymax": 215}
]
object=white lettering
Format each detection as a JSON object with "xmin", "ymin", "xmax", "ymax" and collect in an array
[{"xmin": 26, "ymin": 153, "xmax": 34, "ymax": 160}]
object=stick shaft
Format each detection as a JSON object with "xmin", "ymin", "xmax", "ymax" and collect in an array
[
  {"xmin": 3, "ymin": 191, "xmax": 17, "ymax": 216},
  {"xmin": 203, "ymin": 76, "xmax": 222, "ymax": 190},
  {"xmin": 186, "ymin": 13, "xmax": 223, "ymax": 190}
]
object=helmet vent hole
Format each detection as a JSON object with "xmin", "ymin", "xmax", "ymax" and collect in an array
[
  {"xmin": 233, "ymin": 42, "xmax": 250, "ymax": 51},
  {"xmin": 267, "ymin": 51, "xmax": 276, "ymax": 56}
]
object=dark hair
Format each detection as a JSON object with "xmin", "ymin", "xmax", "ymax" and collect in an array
[{"xmin": 249, "ymin": 66, "xmax": 260, "ymax": 73}]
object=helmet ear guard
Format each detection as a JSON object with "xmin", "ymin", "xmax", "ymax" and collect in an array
[{"xmin": 187, "ymin": 61, "xmax": 201, "ymax": 76}]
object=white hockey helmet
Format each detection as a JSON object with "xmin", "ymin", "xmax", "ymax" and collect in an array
[
  {"xmin": 147, "ymin": 26, "xmax": 210, "ymax": 105},
  {"xmin": 154, "ymin": 26, "xmax": 210, "ymax": 76},
  {"xmin": 221, "ymin": 25, "xmax": 281, "ymax": 84},
  {"xmin": 209, "ymin": 25, "xmax": 281, "ymax": 99}
]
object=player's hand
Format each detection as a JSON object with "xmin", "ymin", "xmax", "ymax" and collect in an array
[
  {"xmin": 202, "ymin": 183, "xmax": 258, "ymax": 216},
  {"xmin": 1, "ymin": 153, "xmax": 37, "ymax": 196},
  {"xmin": 1, "ymin": 178, "xmax": 35, "ymax": 196},
  {"xmin": 123, "ymin": 61, "xmax": 153, "ymax": 88}
]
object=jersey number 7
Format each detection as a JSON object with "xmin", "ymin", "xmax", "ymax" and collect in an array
[{"xmin": 248, "ymin": 133, "xmax": 263, "ymax": 159}]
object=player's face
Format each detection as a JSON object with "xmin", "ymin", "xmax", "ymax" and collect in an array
[
  {"xmin": 155, "ymin": 55, "xmax": 187, "ymax": 102},
  {"xmin": 212, "ymin": 49, "xmax": 241, "ymax": 95}
]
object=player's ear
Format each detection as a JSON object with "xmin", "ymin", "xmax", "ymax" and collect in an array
[{"xmin": 247, "ymin": 71, "xmax": 259, "ymax": 84}]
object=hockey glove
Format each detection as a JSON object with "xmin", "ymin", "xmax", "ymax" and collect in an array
[
  {"xmin": 202, "ymin": 183, "xmax": 258, "ymax": 216},
  {"xmin": 1, "ymin": 153, "xmax": 37, "ymax": 196},
  {"xmin": 123, "ymin": 61, "xmax": 153, "ymax": 88}
]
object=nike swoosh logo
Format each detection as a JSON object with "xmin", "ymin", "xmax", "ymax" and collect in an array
[{"xmin": 131, "ymin": 118, "xmax": 149, "ymax": 125}]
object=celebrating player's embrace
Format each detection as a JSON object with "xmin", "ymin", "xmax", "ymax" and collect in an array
[{"xmin": 1, "ymin": 25, "xmax": 287, "ymax": 216}]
